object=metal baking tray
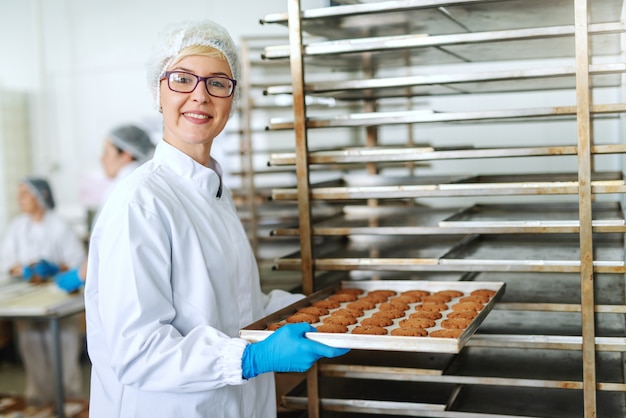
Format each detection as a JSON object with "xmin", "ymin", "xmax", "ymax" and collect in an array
[
  {"xmin": 439, "ymin": 201, "xmax": 626, "ymax": 228},
  {"xmin": 240, "ymin": 280, "xmax": 505, "ymax": 353},
  {"xmin": 261, "ymin": 0, "xmax": 623, "ymax": 39}
]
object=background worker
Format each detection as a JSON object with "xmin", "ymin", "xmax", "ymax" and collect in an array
[
  {"xmin": 0, "ymin": 177, "xmax": 86, "ymax": 406},
  {"xmin": 54, "ymin": 124, "xmax": 155, "ymax": 293}
]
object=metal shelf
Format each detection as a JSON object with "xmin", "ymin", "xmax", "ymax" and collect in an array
[
  {"xmin": 270, "ymin": 202, "xmax": 626, "ymax": 236},
  {"xmin": 272, "ymin": 233, "xmax": 626, "ymax": 273},
  {"xmin": 258, "ymin": 0, "xmax": 626, "ymax": 416},
  {"xmin": 267, "ymin": 103, "xmax": 626, "ymax": 130},
  {"xmin": 269, "ymin": 144, "xmax": 626, "ymax": 166},
  {"xmin": 270, "ymin": 171, "xmax": 626, "ymax": 201},
  {"xmin": 261, "ymin": 0, "xmax": 624, "ymax": 39},
  {"xmin": 265, "ymin": 62, "xmax": 626, "ymax": 100}
]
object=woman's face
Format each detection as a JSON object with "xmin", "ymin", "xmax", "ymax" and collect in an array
[
  {"xmin": 17, "ymin": 183, "xmax": 42, "ymax": 214},
  {"xmin": 159, "ymin": 55, "xmax": 234, "ymax": 158},
  {"xmin": 100, "ymin": 139, "xmax": 132, "ymax": 179}
]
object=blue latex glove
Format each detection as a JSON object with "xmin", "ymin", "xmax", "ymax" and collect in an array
[
  {"xmin": 54, "ymin": 269, "xmax": 84, "ymax": 293},
  {"xmin": 33, "ymin": 259, "xmax": 60, "ymax": 277},
  {"xmin": 22, "ymin": 265, "xmax": 34, "ymax": 281},
  {"xmin": 241, "ymin": 322, "xmax": 350, "ymax": 379}
]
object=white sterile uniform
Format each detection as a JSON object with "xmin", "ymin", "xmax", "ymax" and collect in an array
[
  {"xmin": 85, "ymin": 140, "xmax": 302, "ymax": 418},
  {"xmin": 107, "ymin": 160, "xmax": 141, "ymax": 198},
  {"xmin": 0, "ymin": 212, "xmax": 85, "ymax": 404},
  {"xmin": 93, "ymin": 160, "xmax": 143, "ymax": 225}
]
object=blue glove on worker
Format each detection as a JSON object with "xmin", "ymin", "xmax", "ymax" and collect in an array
[
  {"xmin": 33, "ymin": 259, "xmax": 60, "ymax": 278},
  {"xmin": 54, "ymin": 269, "xmax": 84, "ymax": 293},
  {"xmin": 241, "ymin": 322, "xmax": 350, "ymax": 379},
  {"xmin": 21, "ymin": 265, "xmax": 34, "ymax": 281}
]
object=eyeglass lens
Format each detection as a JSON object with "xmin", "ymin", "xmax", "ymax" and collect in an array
[{"xmin": 167, "ymin": 71, "xmax": 235, "ymax": 97}]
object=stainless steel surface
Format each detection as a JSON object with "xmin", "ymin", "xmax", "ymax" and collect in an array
[
  {"xmin": 240, "ymin": 280, "xmax": 505, "ymax": 353},
  {"xmin": 0, "ymin": 280, "xmax": 84, "ymax": 318},
  {"xmin": 259, "ymin": 0, "xmax": 626, "ymax": 416},
  {"xmin": 272, "ymin": 233, "xmax": 626, "ymax": 273},
  {"xmin": 0, "ymin": 279, "xmax": 85, "ymax": 418},
  {"xmin": 270, "ymin": 144, "xmax": 626, "ymax": 166},
  {"xmin": 439, "ymin": 202, "xmax": 625, "ymax": 228},
  {"xmin": 262, "ymin": 0, "xmax": 624, "ymax": 38},
  {"xmin": 271, "ymin": 171, "xmax": 626, "ymax": 201},
  {"xmin": 263, "ymin": 23, "xmax": 623, "ymax": 65},
  {"xmin": 267, "ymin": 103, "xmax": 626, "ymax": 131},
  {"xmin": 270, "ymin": 202, "xmax": 626, "ymax": 237},
  {"xmin": 265, "ymin": 62, "xmax": 625, "ymax": 100}
]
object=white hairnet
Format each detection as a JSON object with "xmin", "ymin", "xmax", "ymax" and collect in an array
[
  {"xmin": 22, "ymin": 177, "xmax": 55, "ymax": 210},
  {"xmin": 109, "ymin": 124, "xmax": 155, "ymax": 162},
  {"xmin": 145, "ymin": 20, "xmax": 240, "ymax": 114}
]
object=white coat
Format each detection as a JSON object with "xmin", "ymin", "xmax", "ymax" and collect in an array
[
  {"xmin": 85, "ymin": 140, "xmax": 302, "ymax": 418},
  {"xmin": 0, "ymin": 211, "xmax": 86, "ymax": 404},
  {"xmin": 1, "ymin": 212, "xmax": 85, "ymax": 273}
]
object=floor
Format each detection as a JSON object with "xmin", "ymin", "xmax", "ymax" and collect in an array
[
  {"xmin": 0, "ymin": 337, "xmax": 307, "ymax": 418},
  {"xmin": 0, "ymin": 340, "xmax": 90, "ymax": 417}
]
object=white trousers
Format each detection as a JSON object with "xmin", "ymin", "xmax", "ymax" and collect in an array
[{"xmin": 16, "ymin": 316, "xmax": 83, "ymax": 405}]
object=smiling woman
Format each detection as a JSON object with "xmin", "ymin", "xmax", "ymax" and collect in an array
[{"xmin": 83, "ymin": 19, "xmax": 349, "ymax": 418}]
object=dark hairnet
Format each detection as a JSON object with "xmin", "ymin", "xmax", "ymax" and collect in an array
[
  {"xmin": 109, "ymin": 125, "xmax": 155, "ymax": 162},
  {"xmin": 22, "ymin": 177, "xmax": 55, "ymax": 210}
]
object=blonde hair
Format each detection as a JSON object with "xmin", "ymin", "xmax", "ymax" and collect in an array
[{"xmin": 170, "ymin": 45, "xmax": 230, "ymax": 74}]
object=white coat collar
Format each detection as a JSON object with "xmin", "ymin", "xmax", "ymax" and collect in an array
[{"xmin": 153, "ymin": 140, "xmax": 223, "ymax": 198}]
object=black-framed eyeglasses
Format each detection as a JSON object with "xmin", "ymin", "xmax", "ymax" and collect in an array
[{"xmin": 161, "ymin": 71, "xmax": 237, "ymax": 98}]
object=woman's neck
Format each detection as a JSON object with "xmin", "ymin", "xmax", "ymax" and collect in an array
[{"xmin": 28, "ymin": 208, "xmax": 46, "ymax": 222}]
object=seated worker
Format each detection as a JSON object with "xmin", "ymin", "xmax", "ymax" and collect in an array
[{"xmin": 0, "ymin": 177, "xmax": 86, "ymax": 406}]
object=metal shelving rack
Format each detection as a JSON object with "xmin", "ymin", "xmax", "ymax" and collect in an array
[{"xmin": 260, "ymin": 0, "xmax": 626, "ymax": 417}]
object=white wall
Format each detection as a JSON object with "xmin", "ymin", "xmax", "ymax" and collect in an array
[
  {"xmin": 0, "ymin": 0, "xmax": 329, "ymax": 234},
  {"xmin": 0, "ymin": 0, "xmax": 624, "ymax": 236}
]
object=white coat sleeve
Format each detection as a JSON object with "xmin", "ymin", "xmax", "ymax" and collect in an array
[{"xmin": 90, "ymin": 200, "xmax": 247, "ymax": 393}]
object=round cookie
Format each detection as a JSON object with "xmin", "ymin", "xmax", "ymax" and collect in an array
[
  {"xmin": 471, "ymin": 288, "xmax": 496, "ymax": 297},
  {"xmin": 286, "ymin": 313, "xmax": 319, "ymax": 324},
  {"xmin": 360, "ymin": 293, "xmax": 389, "ymax": 303},
  {"xmin": 452, "ymin": 302, "xmax": 484, "ymax": 312},
  {"xmin": 323, "ymin": 315, "xmax": 357, "ymax": 326},
  {"xmin": 379, "ymin": 301, "xmax": 409, "ymax": 311},
  {"xmin": 431, "ymin": 329, "xmax": 463, "ymax": 338},
  {"xmin": 399, "ymin": 317, "xmax": 436, "ymax": 329},
  {"xmin": 391, "ymin": 327, "xmax": 428, "ymax": 337},
  {"xmin": 312, "ymin": 299, "xmax": 340, "ymax": 309},
  {"xmin": 329, "ymin": 292, "xmax": 358, "ymax": 302},
  {"xmin": 434, "ymin": 290, "xmax": 464, "ymax": 299},
  {"xmin": 421, "ymin": 295, "xmax": 452, "ymax": 303},
  {"xmin": 368, "ymin": 289, "xmax": 397, "ymax": 298},
  {"xmin": 441, "ymin": 318, "xmax": 471, "ymax": 329},
  {"xmin": 332, "ymin": 308, "xmax": 364, "ymax": 318},
  {"xmin": 409, "ymin": 311, "xmax": 443, "ymax": 320},
  {"xmin": 372, "ymin": 309, "xmax": 405, "ymax": 319},
  {"xmin": 297, "ymin": 306, "xmax": 329, "ymax": 316},
  {"xmin": 267, "ymin": 322, "xmax": 285, "ymax": 331},
  {"xmin": 460, "ymin": 295, "xmax": 489, "ymax": 304},
  {"xmin": 335, "ymin": 288, "xmax": 364, "ymax": 296},
  {"xmin": 401, "ymin": 289, "xmax": 430, "ymax": 298},
  {"xmin": 415, "ymin": 302, "xmax": 449, "ymax": 312},
  {"xmin": 316, "ymin": 324, "xmax": 348, "ymax": 333},
  {"xmin": 390, "ymin": 295, "xmax": 420, "ymax": 304},
  {"xmin": 361, "ymin": 316, "xmax": 394, "ymax": 327},
  {"xmin": 347, "ymin": 299, "xmax": 377, "ymax": 311},
  {"xmin": 447, "ymin": 311, "xmax": 477, "ymax": 319},
  {"xmin": 352, "ymin": 325, "xmax": 388, "ymax": 335}
]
